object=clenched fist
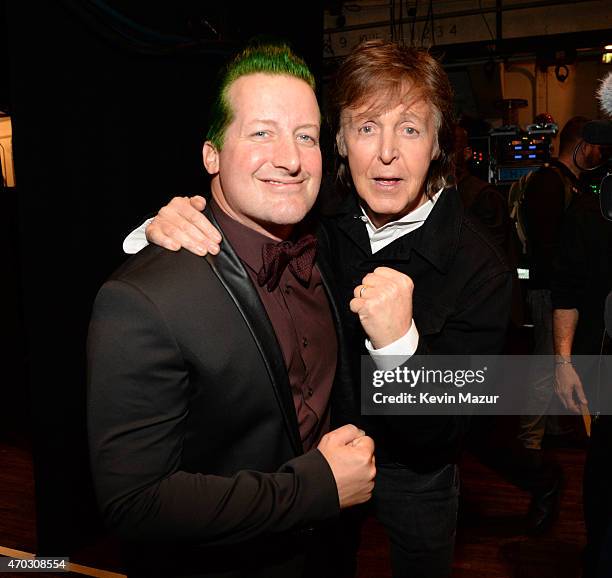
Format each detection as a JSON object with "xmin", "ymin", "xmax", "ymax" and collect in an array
[
  {"xmin": 350, "ymin": 267, "xmax": 414, "ymax": 349},
  {"xmin": 317, "ymin": 424, "xmax": 376, "ymax": 509}
]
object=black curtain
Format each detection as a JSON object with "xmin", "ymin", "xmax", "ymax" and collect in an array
[{"xmin": 4, "ymin": 0, "xmax": 322, "ymax": 562}]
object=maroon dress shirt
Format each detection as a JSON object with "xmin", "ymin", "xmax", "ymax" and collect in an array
[{"xmin": 211, "ymin": 201, "xmax": 337, "ymax": 451}]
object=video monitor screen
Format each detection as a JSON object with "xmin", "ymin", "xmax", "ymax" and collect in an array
[{"xmin": 497, "ymin": 134, "xmax": 551, "ymax": 163}]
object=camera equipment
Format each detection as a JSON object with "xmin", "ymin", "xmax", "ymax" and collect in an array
[
  {"xmin": 466, "ymin": 136, "xmax": 489, "ymax": 182},
  {"xmin": 582, "ymin": 120, "xmax": 612, "ymax": 222},
  {"xmin": 597, "ymin": 171, "xmax": 612, "ymax": 221},
  {"xmin": 488, "ymin": 123, "xmax": 558, "ymax": 186}
]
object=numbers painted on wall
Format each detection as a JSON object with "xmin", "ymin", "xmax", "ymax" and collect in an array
[{"xmin": 325, "ymin": 17, "xmax": 492, "ymax": 58}]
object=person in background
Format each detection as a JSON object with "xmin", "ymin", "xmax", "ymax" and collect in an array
[
  {"xmin": 511, "ymin": 117, "xmax": 599, "ymax": 533},
  {"xmin": 551, "ymin": 120, "xmax": 609, "ymax": 578},
  {"xmin": 454, "ymin": 124, "xmax": 509, "ymax": 253}
]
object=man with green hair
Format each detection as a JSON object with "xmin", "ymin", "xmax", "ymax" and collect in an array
[{"xmin": 88, "ymin": 44, "xmax": 376, "ymax": 578}]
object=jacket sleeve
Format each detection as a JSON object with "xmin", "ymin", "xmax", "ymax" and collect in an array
[
  {"xmin": 551, "ymin": 205, "xmax": 588, "ymax": 310},
  {"xmin": 414, "ymin": 268, "xmax": 513, "ymax": 355},
  {"xmin": 87, "ymin": 279, "xmax": 339, "ymax": 545}
]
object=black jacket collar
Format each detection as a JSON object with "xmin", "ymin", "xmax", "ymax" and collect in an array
[
  {"xmin": 332, "ymin": 188, "xmax": 463, "ymax": 274},
  {"xmin": 203, "ymin": 206, "xmax": 303, "ymax": 455}
]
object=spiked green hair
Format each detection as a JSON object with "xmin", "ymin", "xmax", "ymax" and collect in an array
[{"xmin": 206, "ymin": 43, "xmax": 316, "ymax": 150}]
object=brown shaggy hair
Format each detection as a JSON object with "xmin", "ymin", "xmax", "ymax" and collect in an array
[{"xmin": 329, "ymin": 40, "xmax": 456, "ymax": 197}]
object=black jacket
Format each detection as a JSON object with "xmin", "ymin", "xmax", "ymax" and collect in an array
[
  {"xmin": 87, "ymin": 209, "xmax": 354, "ymax": 577},
  {"xmin": 322, "ymin": 188, "xmax": 513, "ymax": 469},
  {"xmin": 552, "ymin": 190, "xmax": 612, "ymax": 355},
  {"xmin": 522, "ymin": 160, "xmax": 579, "ymax": 289}
]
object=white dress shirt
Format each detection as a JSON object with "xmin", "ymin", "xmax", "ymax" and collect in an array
[{"xmin": 363, "ymin": 190, "xmax": 441, "ymax": 369}]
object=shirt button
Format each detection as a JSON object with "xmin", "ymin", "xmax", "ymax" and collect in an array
[
  {"xmin": 307, "ymin": 387, "xmax": 314, "ymax": 397},
  {"xmin": 284, "ymin": 285, "xmax": 291, "ymax": 295},
  {"xmin": 302, "ymin": 337, "xmax": 308, "ymax": 348}
]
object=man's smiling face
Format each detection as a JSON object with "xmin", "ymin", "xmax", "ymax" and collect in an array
[{"xmin": 204, "ymin": 73, "xmax": 322, "ymax": 240}]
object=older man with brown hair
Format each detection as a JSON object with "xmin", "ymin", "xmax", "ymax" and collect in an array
[{"xmin": 127, "ymin": 41, "xmax": 512, "ymax": 577}]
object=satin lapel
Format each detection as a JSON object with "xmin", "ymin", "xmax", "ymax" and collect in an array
[{"xmin": 204, "ymin": 208, "xmax": 303, "ymax": 456}]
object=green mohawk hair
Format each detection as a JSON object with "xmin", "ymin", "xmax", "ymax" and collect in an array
[{"xmin": 206, "ymin": 43, "xmax": 316, "ymax": 150}]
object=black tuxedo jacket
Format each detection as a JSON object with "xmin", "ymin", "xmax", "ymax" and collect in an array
[{"xmin": 87, "ymin": 210, "xmax": 355, "ymax": 577}]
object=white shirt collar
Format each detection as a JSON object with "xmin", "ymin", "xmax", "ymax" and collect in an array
[{"xmin": 359, "ymin": 189, "xmax": 443, "ymax": 253}]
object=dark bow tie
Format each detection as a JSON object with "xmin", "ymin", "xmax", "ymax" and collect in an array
[{"xmin": 257, "ymin": 234, "xmax": 318, "ymax": 292}]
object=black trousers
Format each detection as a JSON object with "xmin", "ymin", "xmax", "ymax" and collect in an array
[{"xmin": 337, "ymin": 462, "xmax": 460, "ymax": 578}]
